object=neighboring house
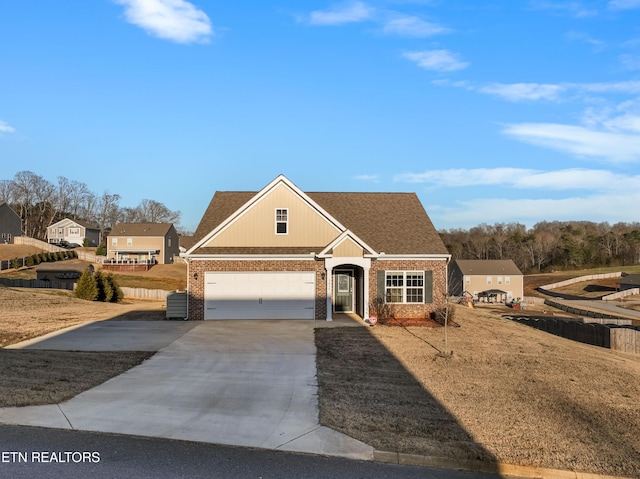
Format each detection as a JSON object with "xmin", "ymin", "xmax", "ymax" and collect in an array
[
  {"xmin": 183, "ymin": 175, "xmax": 451, "ymax": 321},
  {"xmin": 47, "ymin": 218, "xmax": 100, "ymax": 247},
  {"xmin": 448, "ymin": 259, "xmax": 524, "ymax": 302},
  {"xmin": 0, "ymin": 201, "xmax": 22, "ymax": 244},
  {"xmin": 617, "ymin": 274, "xmax": 640, "ymax": 291},
  {"xmin": 106, "ymin": 223, "xmax": 179, "ymax": 268},
  {"xmin": 36, "ymin": 263, "xmax": 94, "ymax": 289}
]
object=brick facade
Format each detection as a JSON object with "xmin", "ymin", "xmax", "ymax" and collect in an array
[
  {"xmin": 369, "ymin": 259, "xmax": 448, "ymax": 319},
  {"xmin": 188, "ymin": 259, "xmax": 326, "ymax": 321},
  {"xmin": 188, "ymin": 257, "xmax": 447, "ymax": 321}
]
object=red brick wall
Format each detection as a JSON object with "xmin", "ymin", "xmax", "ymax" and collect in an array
[
  {"xmin": 369, "ymin": 259, "xmax": 447, "ymax": 319},
  {"xmin": 187, "ymin": 259, "xmax": 326, "ymax": 320}
]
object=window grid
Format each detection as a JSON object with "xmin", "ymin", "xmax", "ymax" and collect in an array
[
  {"xmin": 275, "ymin": 208, "xmax": 288, "ymax": 234},
  {"xmin": 385, "ymin": 271, "xmax": 424, "ymax": 304}
]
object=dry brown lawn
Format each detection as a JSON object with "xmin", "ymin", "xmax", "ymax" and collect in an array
[
  {"xmin": 0, "ymin": 350, "xmax": 153, "ymax": 406},
  {"xmin": 316, "ymin": 305, "xmax": 640, "ymax": 478},
  {"xmin": 0, "ymin": 286, "xmax": 165, "ymax": 347},
  {"xmin": 1, "ymin": 259, "xmax": 187, "ymax": 291},
  {"xmin": 0, "ymin": 244, "xmax": 45, "ymax": 261}
]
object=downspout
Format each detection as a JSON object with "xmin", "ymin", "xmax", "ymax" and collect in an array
[{"xmin": 184, "ymin": 258, "xmax": 189, "ymax": 320}]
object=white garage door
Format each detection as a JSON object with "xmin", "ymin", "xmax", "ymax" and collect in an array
[{"xmin": 204, "ymin": 272, "xmax": 316, "ymax": 320}]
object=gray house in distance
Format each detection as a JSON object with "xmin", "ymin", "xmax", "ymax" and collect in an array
[{"xmin": 0, "ymin": 201, "xmax": 22, "ymax": 244}]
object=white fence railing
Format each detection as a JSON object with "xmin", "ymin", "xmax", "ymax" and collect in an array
[
  {"xmin": 539, "ymin": 272, "xmax": 622, "ymax": 291},
  {"xmin": 14, "ymin": 236, "xmax": 66, "ymax": 253},
  {"xmin": 601, "ymin": 288, "xmax": 640, "ymax": 301}
]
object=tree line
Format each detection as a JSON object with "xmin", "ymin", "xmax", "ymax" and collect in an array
[
  {"xmin": 0, "ymin": 171, "xmax": 182, "ymax": 243},
  {"xmin": 439, "ymin": 221, "xmax": 640, "ymax": 273}
]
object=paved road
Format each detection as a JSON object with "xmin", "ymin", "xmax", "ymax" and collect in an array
[{"xmin": 0, "ymin": 425, "xmax": 510, "ymax": 479}]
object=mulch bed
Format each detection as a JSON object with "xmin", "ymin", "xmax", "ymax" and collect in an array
[{"xmin": 377, "ymin": 317, "xmax": 458, "ymax": 327}]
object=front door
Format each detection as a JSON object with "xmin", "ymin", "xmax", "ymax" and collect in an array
[{"xmin": 334, "ymin": 269, "xmax": 354, "ymax": 313}]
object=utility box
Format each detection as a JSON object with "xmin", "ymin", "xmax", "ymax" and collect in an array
[{"xmin": 166, "ymin": 291, "xmax": 188, "ymax": 319}]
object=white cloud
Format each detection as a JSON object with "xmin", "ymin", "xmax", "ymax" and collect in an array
[
  {"xmin": 620, "ymin": 53, "xmax": 640, "ymax": 71},
  {"xmin": 438, "ymin": 79, "xmax": 640, "ymax": 101},
  {"xmin": 530, "ymin": 1, "xmax": 598, "ymax": 18},
  {"xmin": 608, "ymin": 0, "xmax": 640, "ymax": 10},
  {"xmin": 308, "ymin": 1, "xmax": 373, "ymax": 25},
  {"xmin": 0, "ymin": 120, "xmax": 16, "ymax": 133},
  {"xmin": 403, "ymin": 49, "xmax": 469, "ymax": 72},
  {"xmin": 115, "ymin": 0, "xmax": 212, "ymax": 44},
  {"xmin": 354, "ymin": 174, "xmax": 380, "ymax": 182},
  {"xmin": 432, "ymin": 191, "xmax": 640, "ymax": 229},
  {"xmin": 382, "ymin": 15, "xmax": 450, "ymax": 37},
  {"xmin": 565, "ymin": 31, "xmax": 605, "ymax": 50},
  {"xmin": 502, "ymin": 122, "xmax": 640, "ymax": 162},
  {"xmin": 395, "ymin": 168, "xmax": 531, "ymax": 187},
  {"xmin": 479, "ymin": 83, "xmax": 566, "ymax": 102},
  {"xmin": 395, "ymin": 167, "xmax": 640, "ymax": 191}
]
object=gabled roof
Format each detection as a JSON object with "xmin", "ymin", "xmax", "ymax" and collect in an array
[
  {"xmin": 109, "ymin": 223, "xmax": 174, "ymax": 237},
  {"xmin": 49, "ymin": 217, "xmax": 99, "ymax": 230},
  {"xmin": 0, "ymin": 201, "xmax": 20, "ymax": 216},
  {"xmin": 188, "ymin": 176, "xmax": 448, "ymax": 256},
  {"xmin": 453, "ymin": 259, "xmax": 522, "ymax": 276}
]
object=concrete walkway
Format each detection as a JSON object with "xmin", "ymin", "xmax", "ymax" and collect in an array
[{"xmin": 0, "ymin": 320, "xmax": 372, "ymax": 460}]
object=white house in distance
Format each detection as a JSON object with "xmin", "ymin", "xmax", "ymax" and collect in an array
[
  {"xmin": 448, "ymin": 259, "xmax": 524, "ymax": 302},
  {"xmin": 47, "ymin": 218, "xmax": 100, "ymax": 247}
]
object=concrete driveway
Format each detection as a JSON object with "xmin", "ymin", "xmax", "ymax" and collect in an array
[{"xmin": 0, "ymin": 320, "xmax": 372, "ymax": 459}]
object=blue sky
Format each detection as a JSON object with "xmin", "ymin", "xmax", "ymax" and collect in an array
[{"xmin": 1, "ymin": 0, "xmax": 640, "ymax": 233}]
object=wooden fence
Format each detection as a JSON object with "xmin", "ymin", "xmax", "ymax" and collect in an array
[
  {"xmin": 601, "ymin": 288, "xmax": 640, "ymax": 301},
  {"xmin": 509, "ymin": 315, "xmax": 640, "ymax": 355},
  {"xmin": 0, "ymin": 278, "xmax": 73, "ymax": 291},
  {"xmin": 14, "ymin": 236, "xmax": 65, "ymax": 253},
  {"xmin": 120, "ymin": 287, "xmax": 170, "ymax": 300},
  {"xmin": 611, "ymin": 328, "xmax": 640, "ymax": 355},
  {"xmin": 539, "ymin": 272, "xmax": 622, "ymax": 291}
]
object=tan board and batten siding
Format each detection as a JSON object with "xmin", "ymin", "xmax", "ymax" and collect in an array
[
  {"xmin": 333, "ymin": 237, "xmax": 364, "ymax": 257},
  {"xmin": 204, "ymin": 183, "xmax": 341, "ymax": 249}
]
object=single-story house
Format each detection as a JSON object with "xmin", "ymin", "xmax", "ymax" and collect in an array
[
  {"xmin": 105, "ymin": 222, "xmax": 179, "ymax": 269},
  {"xmin": 36, "ymin": 263, "xmax": 94, "ymax": 289},
  {"xmin": 47, "ymin": 218, "xmax": 100, "ymax": 247},
  {"xmin": 183, "ymin": 174, "xmax": 451, "ymax": 321},
  {"xmin": 448, "ymin": 259, "xmax": 524, "ymax": 302},
  {"xmin": 0, "ymin": 201, "xmax": 22, "ymax": 244}
]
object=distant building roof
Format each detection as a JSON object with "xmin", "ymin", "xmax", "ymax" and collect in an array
[
  {"xmin": 109, "ymin": 223, "xmax": 174, "ymax": 237},
  {"xmin": 453, "ymin": 259, "xmax": 523, "ymax": 276}
]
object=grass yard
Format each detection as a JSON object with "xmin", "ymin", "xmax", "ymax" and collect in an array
[
  {"xmin": 0, "ymin": 350, "xmax": 153, "ymax": 406},
  {"xmin": 0, "ymin": 286, "xmax": 165, "ymax": 347},
  {"xmin": 0, "ymin": 244, "xmax": 45, "ymax": 261},
  {"xmin": 316, "ymin": 305, "xmax": 640, "ymax": 478}
]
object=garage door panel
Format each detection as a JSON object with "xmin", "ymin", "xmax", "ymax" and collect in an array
[{"xmin": 204, "ymin": 272, "xmax": 316, "ymax": 320}]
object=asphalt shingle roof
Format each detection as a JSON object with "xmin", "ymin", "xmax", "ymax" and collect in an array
[
  {"xmin": 190, "ymin": 190, "xmax": 448, "ymax": 255},
  {"xmin": 453, "ymin": 259, "xmax": 522, "ymax": 276},
  {"xmin": 109, "ymin": 223, "xmax": 174, "ymax": 237}
]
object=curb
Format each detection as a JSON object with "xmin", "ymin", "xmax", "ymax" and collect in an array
[{"xmin": 372, "ymin": 450, "xmax": 634, "ymax": 479}]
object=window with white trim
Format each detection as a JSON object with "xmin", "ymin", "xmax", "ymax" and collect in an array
[
  {"xmin": 505, "ymin": 276, "xmax": 511, "ymax": 285},
  {"xmin": 275, "ymin": 208, "xmax": 288, "ymax": 234},
  {"xmin": 487, "ymin": 276, "xmax": 492, "ymax": 285},
  {"xmin": 497, "ymin": 276, "xmax": 503, "ymax": 285},
  {"xmin": 112, "ymin": 238, "xmax": 117, "ymax": 246},
  {"xmin": 464, "ymin": 275, "xmax": 470, "ymax": 284},
  {"xmin": 69, "ymin": 227, "xmax": 80, "ymax": 237},
  {"xmin": 385, "ymin": 271, "xmax": 424, "ymax": 303},
  {"xmin": 127, "ymin": 237, "xmax": 133, "ymax": 246}
]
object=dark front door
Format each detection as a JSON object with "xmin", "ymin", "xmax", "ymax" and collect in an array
[{"xmin": 334, "ymin": 269, "xmax": 354, "ymax": 313}]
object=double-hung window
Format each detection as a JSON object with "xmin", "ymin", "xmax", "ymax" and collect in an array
[
  {"xmin": 385, "ymin": 271, "xmax": 424, "ymax": 303},
  {"xmin": 275, "ymin": 208, "xmax": 288, "ymax": 234}
]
